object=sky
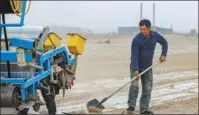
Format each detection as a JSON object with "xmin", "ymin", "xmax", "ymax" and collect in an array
[{"xmin": 5, "ymin": 1, "xmax": 198, "ymax": 33}]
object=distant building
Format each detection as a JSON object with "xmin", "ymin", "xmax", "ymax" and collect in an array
[
  {"xmin": 154, "ymin": 26, "xmax": 172, "ymax": 34},
  {"xmin": 118, "ymin": 26, "xmax": 139, "ymax": 35},
  {"xmin": 118, "ymin": 26, "xmax": 172, "ymax": 35},
  {"xmin": 50, "ymin": 26, "xmax": 83, "ymax": 35}
]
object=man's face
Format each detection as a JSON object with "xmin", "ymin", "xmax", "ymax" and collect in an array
[{"xmin": 140, "ymin": 25, "xmax": 151, "ymax": 37}]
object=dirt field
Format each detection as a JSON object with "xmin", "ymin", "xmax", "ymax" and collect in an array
[
  {"xmin": 2, "ymin": 34, "xmax": 197, "ymax": 114},
  {"xmin": 43, "ymin": 34, "xmax": 197, "ymax": 114}
]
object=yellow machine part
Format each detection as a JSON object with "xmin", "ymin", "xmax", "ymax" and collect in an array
[
  {"xmin": 9, "ymin": 0, "xmax": 31, "ymax": 17},
  {"xmin": 44, "ymin": 32, "xmax": 62, "ymax": 49},
  {"xmin": 66, "ymin": 33, "xmax": 86, "ymax": 55},
  {"xmin": 9, "ymin": 0, "xmax": 23, "ymax": 13}
]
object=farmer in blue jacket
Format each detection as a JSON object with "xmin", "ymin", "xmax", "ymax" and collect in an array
[{"xmin": 127, "ymin": 19, "xmax": 168, "ymax": 115}]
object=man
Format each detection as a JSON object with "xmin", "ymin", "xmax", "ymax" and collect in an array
[{"xmin": 127, "ymin": 19, "xmax": 168, "ymax": 114}]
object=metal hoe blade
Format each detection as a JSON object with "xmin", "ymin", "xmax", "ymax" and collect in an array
[
  {"xmin": 87, "ymin": 99, "xmax": 105, "ymax": 113},
  {"xmin": 87, "ymin": 99, "xmax": 105, "ymax": 109}
]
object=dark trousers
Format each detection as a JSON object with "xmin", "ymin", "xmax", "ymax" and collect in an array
[
  {"xmin": 41, "ymin": 86, "xmax": 57, "ymax": 115},
  {"xmin": 128, "ymin": 66, "xmax": 153, "ymax": 113}
]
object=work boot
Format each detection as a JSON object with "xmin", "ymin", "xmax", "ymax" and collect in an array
[
  {"xmin": 141, "ymin": 110, "xmax": 154, "ymax": 115},
  {"xmin": 126, "ymin": 106, "xmax": 135, "ymax": 114}
]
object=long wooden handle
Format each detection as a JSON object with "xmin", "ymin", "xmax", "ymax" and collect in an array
[{"xmin": 107, "ymin": 61, "xmax": 160, "ymax": 99}]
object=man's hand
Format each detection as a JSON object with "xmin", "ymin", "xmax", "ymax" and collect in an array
[
  {"xmin": 159, "ymin": 55, "xmax": 166, "ymax": 62},
  {"xmin": 134, "ymin": 71, "xmax": 140, "ymax": 79}
]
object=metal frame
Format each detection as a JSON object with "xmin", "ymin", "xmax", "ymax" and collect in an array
[
  {"xmin": 1, "ymin": 43, "xmax": 75, "ymax": 100},
  {"xmin": 0, "ymin": 0, "xmax": 27, "ymax": 41},
  {"xmin": 9, "ymin": 37, "xmax": 36, "ymax": 50},
  {"xmin": 0, "ymin": 51, "xmax": 32, "ymax": 62},
  {"xmin": 1, "ymin": 1, "xmax": 27, "ymax": 27}
]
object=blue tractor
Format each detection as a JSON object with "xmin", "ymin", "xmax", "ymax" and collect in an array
[{"xmin": 0, "ymin": 1, "xmax": 86, "ymax": 114}]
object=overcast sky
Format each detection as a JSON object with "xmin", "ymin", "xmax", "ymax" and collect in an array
[{"xmin": 6, "ymin": 1, "xmax": 198, "ymax": 33}]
